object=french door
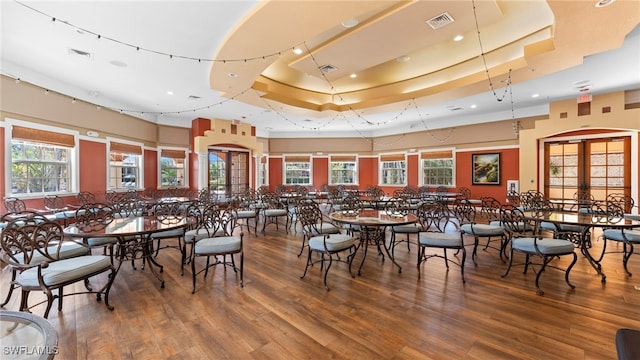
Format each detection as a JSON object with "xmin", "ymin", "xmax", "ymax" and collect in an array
[
  {"xmin": 208, "ymin": 149, "xmax": 249, "ymax": 201},
  {"xmin": 544, "ymin": 136, "xmax": 630, "ymax": 203}
]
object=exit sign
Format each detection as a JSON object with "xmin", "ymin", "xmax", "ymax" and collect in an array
[{"xmin": 577, "ymin": 94, "xmax": 592, "ymax": 103}]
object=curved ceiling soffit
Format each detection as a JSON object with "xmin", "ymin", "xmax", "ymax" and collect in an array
[{"xmin": 210, "ymin": 1, "xmax": 555, "ymax": 115}]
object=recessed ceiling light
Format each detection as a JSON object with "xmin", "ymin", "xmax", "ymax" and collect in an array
[
  {"xmin": 453, "ymin": 35, "xmax": 464, "ymax": 42},
  {"xmin": 293, "ymin": 47, "xmax": 303, "ymax": 55},
  {"xmin": 470, "ymin": 104, "xmax": 477, "ymax": 109},
  {"xmin": 341, "ymin": 18, "xmax": 358, "ymax": 28},
  {"xmin": 350, "ymin": 73, "xmax": 357, "ymax": 78},
  {"xmin": 167, "ymin": 91, "xmax": 174, "ymax": 95},
  {"xmin": 228, "ymin": 72, "xmax": 239, "ymax": 77},
  {"xmin": 396, "ymin": 55, "xmax": 411, "ymax": 63},
  {"xmin": 531, "ymin": 93, "xmax": 540, "ymax": 98},
  {"xmin": 595, "ymin": 0, "xmax": 615, "ymax": 7}
]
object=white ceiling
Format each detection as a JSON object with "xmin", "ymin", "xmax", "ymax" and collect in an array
[{"xmin": 1, "ymin": 1, "xmax": 639, "ymax": 139}]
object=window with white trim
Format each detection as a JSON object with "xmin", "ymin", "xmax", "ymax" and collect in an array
[
  {"xmin": 284, "ymin": 155, "xmax": 311, "ymax": 185},
  {"xmin": 379, "ymin": 154, "xmax": 406, "ymax": 185},
  {"xmin": 159, "ymin": 148, "xmax": 187, "ymax": 187},
  {"xmin": 330, "ymin": 155, "xmax": 357, "ymax": 185},
  {"xmin": 421, "ymin": 150, "xmax": 454, "ymax": 186},
  {"xmin": 109, "ymin": 141, "xmax": 142, "ymax": 190},
  {"xmin": 9, "ymin": 124, "xmax": 76, "ymax": 195},
  {"xmin": 257, "ymin": 155, "xmax": 268, "ymax": 187}
]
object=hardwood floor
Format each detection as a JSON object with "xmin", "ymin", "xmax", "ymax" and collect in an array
[{"xmin": 2, "ymin": 221, "xmax": 640, "ymax": 359}]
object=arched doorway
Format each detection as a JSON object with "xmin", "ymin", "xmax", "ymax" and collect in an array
[{"xmin": 207, "ymin": 148, "xmax": 249, "ymax": 201}]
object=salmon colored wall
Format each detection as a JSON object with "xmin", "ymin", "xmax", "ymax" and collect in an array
[
  {"xmin": 456, "ymin": 148, "xmax": 519, "ymax": 202},
  {"xmin": 313, "ymin": 157, "xmax": 329, "ymax": 189},
  {"xmin": 407, "ymin": 154, "xmax": 419, "ymax": 188},
  {"xmin": 144, "ymin": 149, "xmax": 157, "ymax": 190},
  {"xmin": 268, "ymin": 157, "xmax": 283, "ymax": 191},
  {"xmin": 359, "ymin": 157, "xmax": 378, "ymax": 190},
  {"xmin": 79, "ymin": 139, "xmax": 107, "ymax": 202}
]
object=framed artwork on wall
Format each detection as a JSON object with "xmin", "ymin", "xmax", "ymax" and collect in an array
[
  {"xmin": 507, "ymin": 180, "xmax": 519, "ymax": 193},
  {"xmin": 472, "ymin": 153, "xmax": 500, "ymax": 185}
]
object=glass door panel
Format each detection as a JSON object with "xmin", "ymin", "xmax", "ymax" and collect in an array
[{"xmin": 545, "ymin": 136, "xmax": 630, "ymax": 203}]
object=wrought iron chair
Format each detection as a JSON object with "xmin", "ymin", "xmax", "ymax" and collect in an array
[
  {"xmin": 149, "ymin": 200, "xmax": 187, "ymax": 260},
  {"xmin": 501, "ymin": 205, "xmax": 577, "ymax": 295},
  {"xmin": 43, "ymin": 195, "xmax": 77, "ymax": 225},
  {"xmin": 599, "ymin": 201, "xmax": 640, "ymax": 278},
  {"xmin": 190, "ymin": 205, "xmax": 243, "ymax": 293},
  {"xmin": 73, "ymin": 203, "xmax": 118, "ymax": 262},
  {"xmin": 416, "ymin": 201, "xmax": 467, "ymax": 283},
  {"xmin": 299, "ymin": 202, "xmax": 357, "ymax": 291},
  {"xmin": 0, "ymin": 217, "xmax": 115, "ymax": 318},
  {"xmin": 76, "ymin": 191, "xmax": 97, "ymax": 205},
  {"xmin": 296, "ymin": 200, "xmax": 340, "ymax": 257},
  {"xmin": 460, "ymin": 197, "xmax": 507, "ymax": 263},
  {"xmin": 261, "ymin": 192, "xmax": 289, "ymax": 234}
]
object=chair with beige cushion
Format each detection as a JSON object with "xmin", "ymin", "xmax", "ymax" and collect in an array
[
  {"xmin": 296, "ymin": 200, "xmax": 341, "ymax": 257},
  {"xmin": 0, "ymin": 213, "xmax": 89, "ymax": 308},
  {"xmin": 0, "ymin": 217, "xmax": 115, "ymax": 318},
  {"xmin": 299, "ymin": 202, "xmax": 357, "ymax": 291},
  {"xmin": 190, "ymin": 205, "xmax": 243, "ymax": 293},
  {"xmin": 416, "ymin": 201, "xmax": 467, "ymax": 283},
  {"xmin": 501, "ymin": 205, "xmax": 577, "ymax": 295}
]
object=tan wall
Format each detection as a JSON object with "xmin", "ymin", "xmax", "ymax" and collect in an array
[
  {"xmin": 266, "ymin": 117, "xmax": 539, "ymax": 155},
  {"xmin": 519, "ymin": 91, "xmax": 640, "ymax": 192},
  {"xmin": 1, "ymin": 75, "xmax": 191, "ymax": 148},
  {"xmin": 158, "ymin": 125, "xmax": 191, "ymax": 148}
]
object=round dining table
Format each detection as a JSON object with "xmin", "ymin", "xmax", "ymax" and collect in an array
[
  {"xmin": 64, "ymin": 215, "xmax": 189, "ymax": 288},
  {"xmin": 329, "ymin": 209, "xmax": 418, "ymax": 274}
]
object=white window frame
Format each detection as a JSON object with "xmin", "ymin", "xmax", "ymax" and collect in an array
[
  {"xmin": 283, "ymin": 155, "xmax": 312, "ymax": 185},
  {"xmin": 158, "ymin": 147, "xmax": 189, "ymax": 189},
  {"xmin": 379, "ymin": 153, "xmax": 407, "ymax": 186},
  {"xmin": 4, "ymin": 118, "xmax": 79, "ymax": 198},
  {"xmin": 107, "ymin": 138, "xmax": 144, "ymax": 191},
  {"xmin": 329, "ymin": 155, "xmax": 358, "ymax": 185},
  {"xmin": 419, "ymin": 149, "xmax": 456, "ymax": 187},
  {"xmin": 256, "ymin": 154, "xmax": 269, "ymax": 187}
]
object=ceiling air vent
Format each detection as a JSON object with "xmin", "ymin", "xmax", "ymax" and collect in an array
[
  {"xmin": 449, "ymin": 107, "xmax": 463, "ymax": 111},
  {"xmin": 426, "ymin": 12, "xmax": 455, "ymax": 30},
  {"xmin": 319, "ymin": 64, "xmax": 338, "ymax": 73}
]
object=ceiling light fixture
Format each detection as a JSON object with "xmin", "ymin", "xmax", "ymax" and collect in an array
[
  {"xmin": 341, "ymin": 18, "xmax": 358, "ymax": 28},
  {"xmin": 531, "ymin": 93, "xmax": 540, "ymax": 98},
  {"xmin": 350, "ymin": 73, "xmax": 357, "ymax": 78},
  {"xmin": 396, "ymin": 55, "xmax": 411, "ymax": 63},
  {"xmin": 292, "ymin": 47, "xmax": 303, "ymax": 55},
  {"xmin": 228, "ymin": 72, "xmax": 239, "ymax": 77},
  {"xmin": 453, "ymin": 35, "xmax": 464, "ymax": 42},
  {"xmin": 167, "ymin": 90, "xmax": 174, "ymax": 95},
  {"xmin": 595, "ymin": 0, "xmax": 615, "ymax": 7}
]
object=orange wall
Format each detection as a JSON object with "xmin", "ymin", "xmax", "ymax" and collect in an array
[
  {"xmin": 456, "ymin": 148, "xmax": 519, "ymax": 202},
  {"xmin": 79, "ymin": 139, "xmax": 108, "ymax": 202},
  {"xmin": 144, "ymin": 149, "xmax": 157, "ymax": 190},
  {"xmin": 268, "ymin": 157, "xmax": 283, "ymax": 191},
  {"xmin": 359, "ymin": 157, "xmax": 378, "ymax": 190},
  {"xmin": 407, "ymin": 154, "xmax": 419, "ymax": 188},
  {"xmin": 313, "ymin": 157, "xmax": 329, "ymax": 188}
]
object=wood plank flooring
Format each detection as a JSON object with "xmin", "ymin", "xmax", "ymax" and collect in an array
[{"xmin": 2, "ymin": 220, "xmax": 640, "ymax": 359}]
